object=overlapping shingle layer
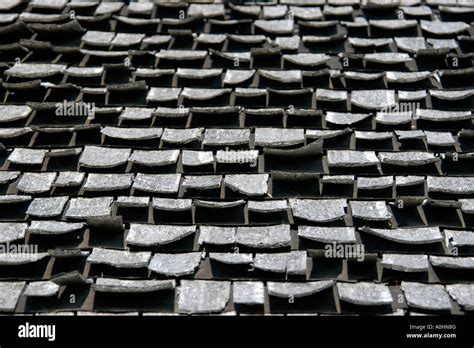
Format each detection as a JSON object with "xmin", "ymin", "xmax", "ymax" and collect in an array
[{"xmin": 0, "ymin": 0, "xmax": 473, "ymax": 316}]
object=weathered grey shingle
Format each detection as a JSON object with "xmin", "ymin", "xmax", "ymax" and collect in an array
[
  {"xmin": 427, "ymin": 177, "xmax": 474, "ymax": 195},
  {"xmin": 327, "ymin": 150, "xmax": 379, "ymax": 167},
  {"xmin": 93, "ymin": 278, "xmax": 175, "ymax": 293},
  {"xmin": 101, "ymin": 127, "xmax": 163, "ymax": 141},
  {"xmin": 119, "ymin": 107, "xmax": 155, "ymax": 121},
  {"xmin": 152, "ymin": 198, "xmax": 192, "ymax": 211},
  {"xmin": 146, "ymin": 88, "xmax": 182, "ymax": 103},
  {"xmin": 8, "ymin": 148, "xmax": 46, "ymax": 165},
  {"xmin": 233, "ymin": 282, "xmax": 265, "ymax": 305},
  {"xmin": 401, "ymin": 282, "xmax": 452, "ymax": 311},
  {"xmin": 148, "ymin": 253, "xmax": 203, "ymax": 276},
  {"xmin": 298, "ymin": 226, "xmax": 356, "ymax": 244},
  {"xmin": 351, "ymin": 201, "xmax": 392, "ymax": 221},
  {"xmin": 65, "ymin": 197, "xmax": 113, "ymax": 219},
  {"xmin": 26, "ymin": 196, "xmax": 68, "ymax": 218},
  {"xmin": 444, "ymin": 230, "xmax": 474, "ymax": 247},
  {"xmin": 236, "ymin": 225, "xmax": 291, "ymax": 249},
  {"xmin": 254, "ymin": 251, "xmax": 306, "ymax": 274},
  {"xmin": 382, "ymin": 254, "xmax": 429, "ymax": 272},
  {"xmin": 53, "ymin": 172, "xmax": 85, "ymax": 187},
  {"xmin": 79, "ymin": 146, "xmax": 131, "ymax": 169},
  {"xmin": 357, "ymin": 176, "xmax": 393, "ymax": 190},
  {"xmin": 363, "ymin": 53, "xmax": 411, "ymax": 64},
  {"xmin": 133, "ymin": 173, "xmax": 181, "ymax": 194},
  {"xmin": 224, "ymin": 174, "xmax": 269, "ymax": 196},
  {"xmin": 223, "ymin": 70, "xmax": 256, "ymax": 85},
  {"xmin": 0, "ymin": 282, "xmax": 25, "ymax": 312},
  {"xmin": 126, "ymin": 224, "xmax": 196, "ymax": 247},
  {"xmin": 81, "ymin": 30, "xmax": 115, "ymax": 46},
  {"xmin": 27, "ymin": 221, "xmax": 84, "ymax": 235},
  {"xmin": 5, "ymin": 63, "xmax": 66, "ymax": 78},
  {"xmin": 420, "ymin": 20, "xmax": 469, "ymax": 35},
  {"xmin": 291, "ymin": 199, "xmax": 347, "ymax": 223},
  {"xmin": 0, "ymin": 222, "xmax": 27, "ymax": 243},
  {"xmin": 416, "ymin": 109, "xmax": 472, "ymax": 122},
  {"xmin": 129, "ymin": 150, "xmax": 179, "ymax": 167},
  {"xmin": 182, "ymin": 150, "xmax": 214, "ymax": 167},
  {"xmin": 203, "ymin": 129, "xmax": 250, "ymax": 146},
  {"xmin": 161, "ymin": 128, "xmax": 203, "ymax": 144},
  {"xmin": 111, "ymin": 33, "xmax": 145, "ymax": 47},
  {"xmin": 248, "ymin": 200, "xmax": 288, "ymax": 213},
  {"xmin": 17, "ymin": 172, "xmax": 56, "ymax": 194},
  {"xmin": 351, "ymin": 90, "xmax": 396, "ymax": 110},
  {"xmin": 87, "ymin": 248, "xmax": 151, "ymax": 268},
  {"xmin": 360, "ymin": 227, "xmax": 443, "ymax": 244},
  {"xmin": 337, "ymin": 282, "xmax": 393, "ymax": 306},
  {"xmin": 83, "ymin": 174, "xmax": 133, "ymax": 192},
  {"xmin": 446, "ymin": 284, "xmax": 474, "ymax": 311},
  {"xmin": 254, "ymin": 19, "xmax": 294, "ymax": 34},
  {"xmin": 283, "ymin": 53, "xmax": 330, "ymax": 67},
  {"xmin": 378, "ymin": 152, "xmax": 438, "ymax": 166},
  {"xmin": 268, "ymin": 281, "xmax": 334, "ymax": 298},
  {"xmin": 326, "ymin": 112, "xmax": 370, "ymax": 125},
  {"xmin": 0, "ymin": 252, "xmax": 49, "ymax": 265},
  {"xmin": 209, "ymin": 253, "xmax": 252, "ymax": 265},
  {"xmin": 182, "ymin": 175, "xmax": 222, "ymax": 190},
  {"xmin": 425, "ymin": 131, "xmax": 457, "ymax": 146},
  {"xmin": 178, "ymin": 280, "xmax": 231, "ymax": 314},
  {"xmin": 260, "ymin": 69, "xmax": 302, "ymax": 84},
  {"xmin": 181, "ymin": 88, "xmax": 231, "ymax": 101},
  {"xmin": 0, "ymin": 105, "xmax": 32, "ymax": 123},
  {"xmin": 395, "ymin": 176, "xmax": 424, "ymax": 187},
  {"xmin": 198, "ymin": 226, "xmax": 236, "ymax": 246},
  {"xmin": 429, "ymin": 256, "xmax": 474, "ymax": 269}
]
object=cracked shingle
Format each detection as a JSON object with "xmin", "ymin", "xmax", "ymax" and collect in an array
[
  {"xmin": 178, "ymin": 280, "xmax": 231, "ymax": 314},
  {"xmin": 224, "ymin": 174, "xmax": 269, "ymax": 196},
  {"xmin": 446, "ymin": 284, "xmax": 474, "ymax": 311},
  {"xmin": 401, "ymin": 282, "xmax": 452, "ymax": 311}
]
